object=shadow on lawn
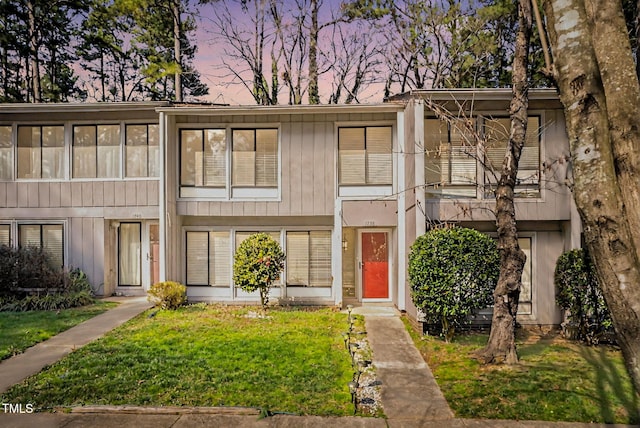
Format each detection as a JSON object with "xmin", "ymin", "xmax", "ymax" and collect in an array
[{"xmin": 579, "ymin": 346, "xmax": 640, "ymax": 424}]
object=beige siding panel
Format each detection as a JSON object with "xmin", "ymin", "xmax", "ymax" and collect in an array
[
  {"xmin": 136, "ymin": 181, "xmax": 148, "ymax": 206},
  {"xmin": 92, "ymin": 182, "xmax": 104, "ymax": 206},
  {"xmin": 125, "ymin": 181, "xmax": 137, "ymax": 206},
  {"xmin": 289, "ymin": 121, "xmax": 302, "ymax": 216},
  {"xmin": 68, "ymin": 217, "xmax": 84, "ymax": 269},
  {"xmin": 342, "ymin": 200, "xmax": 398, "ymax": 227},
  {"xmin": 148, "ymin": 181, "xmax": 159, "ymax": 206},
  {"xmin": 82, "ymin": 182, "xmax": 93, "ymax": 207},
  {"xmin": 49, "ymin": 182, "xmax": 61, "ymax": 207},
  {"xmin": 301, "ymin": 122, "xmax": 315, "ymax": 216},
  {"xmin": 26, "ymin": 183, "xmax": 37, "ymax": 207},
  {"xmin": 232, "ymin": 202, "xmax": 243, "ymax": 217},
  {"xmin": 208, "ymin": 201, "xmax": 221, "ymax": 216},
  {"xmin": 186, "ymin": 201, "xmax": 197, "ymax": 216},
  {"xmin": 266, "ymin": 201, "xmax": 278, "ymax": 216},
  {"xmin": 6, "ymin": 183, "xmax": 16, "ymax": 207},
  {"xmin": 243, "ymin": 201, "xmax": 256, "ymax": 216},
  {"xmin": 71, "ymin": 182, "xmax": 82, "ymax": 207},
  {"xmin": 254, "ymin": 201, "xmax": 267, "ymax": 215},
  {"xmin": 220, "ymin": 202, "xmax": 233, "ymax": 216},
  {"xmin": 0, "ymin": 183, "xmax": 6, "ymax": 207},
  {"xmin": 197, "ymin": 201, "xmax": 208, "ymax": 216},
  {"xmin": 324, "ymin": 121, "xmax": 334, "ymax": 213},
  {"xmin": 312, "ymin": 122, "xmax": 325, "ymax": 215},
  {"xmin": 279, "ymin": 122, "xmax": 291, "ymax": 216},
  {"xmin": 103, "ymin": 181, "xmax": 115, "ymax": 207},
  {"xmin": 38, "ymin": 183, "xmax": 50, "ymax": 208},
  {"xmin": 82, "ymin": 217, "xmax": 94, "ymax": 283},
  {"xmin": 532, "ymin": 231, "xmax": 564, "ymax": 325},
  {"xmin": 59, "ymin": 182, "xmax": 71, "ymax": 207},
  {"xmin": 114, "ymin": 182, "xmax": 126, "ymax": 206},
  {"xmin": 17, "ymin": 183, "xmax": 28, "ymax": 207},
  {"xmin": 93, "ymin": 219, "xmax": 105, "ymax": 295}
]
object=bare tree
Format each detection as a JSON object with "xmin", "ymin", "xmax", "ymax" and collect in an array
[
  {"xmin": 210, "ymin": 0, "xmax": 278, "ymax": 105},
  {"xmin": 474, "ymin": 0, "xmax": 532, "ymax": 365}
]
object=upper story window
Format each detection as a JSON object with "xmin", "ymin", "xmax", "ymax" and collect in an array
[
  {"xmin": 424, "ymin": 115, "xmax": 541, "ymax": 199},
  {"xmin": 0, "ymin": 126, "xmax": 12, "ymax": 180},
  {"xmin": 179, "ymin": 127, "xmax": 279, "ymax": 199},
  {"xmin": 181, "ymin": 129, "xmax": 226, "ymax": 189},
  {"xmin": 424, "ymin": 118, "xmax": 477, "ymax": 198},
  {"xmin": 338, "ymin": 126, "xmax": 392, "ymax": 187},
  {"xmin": 484, "ymin": 116, "xmax": 540, "ymax": 198},
  {"xmin": 17, "ymin": 126, "xmax": 65, "ymax": 180},
  {"xmin": 73, "ymin": 124, "xmax": 120, "ymax": 178},
  {"xmin": 126, "ymin": 124, "xmax": 160, "ymax": 178},
  {"xmin": 232, "ymin": 129, "xmax": 278, "ymax": 188}
]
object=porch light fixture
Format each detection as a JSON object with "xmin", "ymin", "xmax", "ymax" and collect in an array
[{"xmin": 342, "ymin": 238, "xmax": 348, "ymax": 251}]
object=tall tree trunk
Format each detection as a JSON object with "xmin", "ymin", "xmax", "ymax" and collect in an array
[
  {"xmin": 172, "ymin": 0, "xmax": 182, "ymax": 102},
  {"xmin": 308, "ymin": 0, "xmax": 320, "ymax": 104},
  {"xmin": 27, "ymin": 0, "xmax": 41, "ymax": 103},
  {"xmin": 475, "ymin": 0, "xmax": 532, "ymax": 365},
  {"xmin": 543, "ymin": 0, "xmax": 640, "ymax": 393}
]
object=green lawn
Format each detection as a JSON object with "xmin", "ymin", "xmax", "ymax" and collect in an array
[
  {"xmin": 0, "ymin": 301, "xmax": 117, "ymax": 361},
  {"xmin": 1, "ymin": 305, "xmax": 355, "ymax": 416},
  {"xmin": 404, "ymin": 318, "xmax": 639, "ymax": 425}
]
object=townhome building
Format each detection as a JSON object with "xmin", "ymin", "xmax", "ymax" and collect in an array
[{"xmin": 0, "ymin": 88, "xmax": 578, "ymax": 328}]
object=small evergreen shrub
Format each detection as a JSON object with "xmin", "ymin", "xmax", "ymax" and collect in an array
[
  {"xmin": 408, "ymin": 227, "xmax": 499, "ymax": 341},
  {"xmin": 147, "ymin": 281, "xmax": 187, "ymax": 310},
  {"xmin": 555, "ymin": 249, "xmax": 613, "ymax": 345},
  {"xmin": 233, "ymin": 233, "xmax": 285, "ymax": 312}
]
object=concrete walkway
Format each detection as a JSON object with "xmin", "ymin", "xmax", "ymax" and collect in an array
[
  {"xmin": 1, "ymin": 302, "xmax": 638, "ymax": 427},
  {"xmin": 0, "ymin": 296, "xmax": 152, "ymax": 394}
]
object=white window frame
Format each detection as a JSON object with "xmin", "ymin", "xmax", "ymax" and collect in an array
[
  {"xmin": 15, "ymin": 220, "xmax": 67, "ymax": 268},
  {"xmin": 336, "ymin": 123, "xmax": 394, "ymax": 198},
  {"xmin": 177, "ymin": 123, "xmax": 281, "ymax": 201}
]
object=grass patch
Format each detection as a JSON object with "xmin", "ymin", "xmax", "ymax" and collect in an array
[
  {"xmin": 1, "ymin": 305, "xmax": 355, "ymax": 416},
  {"xmin": 0, "ymin": 301, "xmax": 117, "ymax": 361},
  {"xmin": 403, "ymin": 318, "xmax": 639, "ymax": 424}
]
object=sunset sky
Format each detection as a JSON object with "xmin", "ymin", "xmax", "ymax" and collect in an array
[{"xmin": 190, "ymin": 0, "xmax": 388, "ymax": 105}]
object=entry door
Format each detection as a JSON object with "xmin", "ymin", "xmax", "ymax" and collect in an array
[
  {"xmin": 361, "ymin": 231, "xmax": 389, "ymax": 299},
  {"xmin": 148, "ymin": 223, "xmax": 160, "ymax": 286},
  {"xmin": 117, "ymin": 221, "xmax": 159, "ymax": 290},
  {"xmin": 118, "ymin": 222, "xmax": 142, "ymax": 287}
]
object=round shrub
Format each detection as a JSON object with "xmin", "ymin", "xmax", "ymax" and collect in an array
[
  {"xmin": 555, "ymin": 249, "xmax": 613, "ymax": 345},
  {"xmin": 233, "ymin": 233, "xmax": 285, "ymax": 312},
  {"xmin": 408, "ymin": 227, "xmax": 499, "ymax": 341},
  {"xmin": 147, "ymin": 281, "xmax": 187, "ymax": 310}
]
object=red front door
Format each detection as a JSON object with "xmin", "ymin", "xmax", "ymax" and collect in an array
[{"xmin": 361, "ymin": 232, "xmax": 389, "ymax": 299}]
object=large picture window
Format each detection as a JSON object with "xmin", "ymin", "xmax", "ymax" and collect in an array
[
  {"xmin": 286, "ymin": 231, "xmax": 332, "ymax": 287},
  {"xmin": 186, "ymin": 231, "xmax": 231, "ymax": 287},
  {"xmin": 126, "ymin": 124, "xmax": 159, "ymax": 177},
  {"xmin": 424, "ymin": 118, "xmax": 477, "ymax": 198},
  {"xmin": 18, "ymin": 224, "xmax": 64, "ymax": 268},
  {"xmin": 0, "ymin": 126, "xmax": 13, "ymax": 180},
  {"xmin": 338, "ymin": 126, "xmax": 392, "ymax": 186},
  {"xmin": 17, "ymin": 125, "xmax": 64, "ymax": 179},
  {"xmin": 232, "ymin": 129, "xmax": 278, "ymax": 187},
  {"xmin": 73, "ymin": 124, "xmax": 120, "ymax": 178}
]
